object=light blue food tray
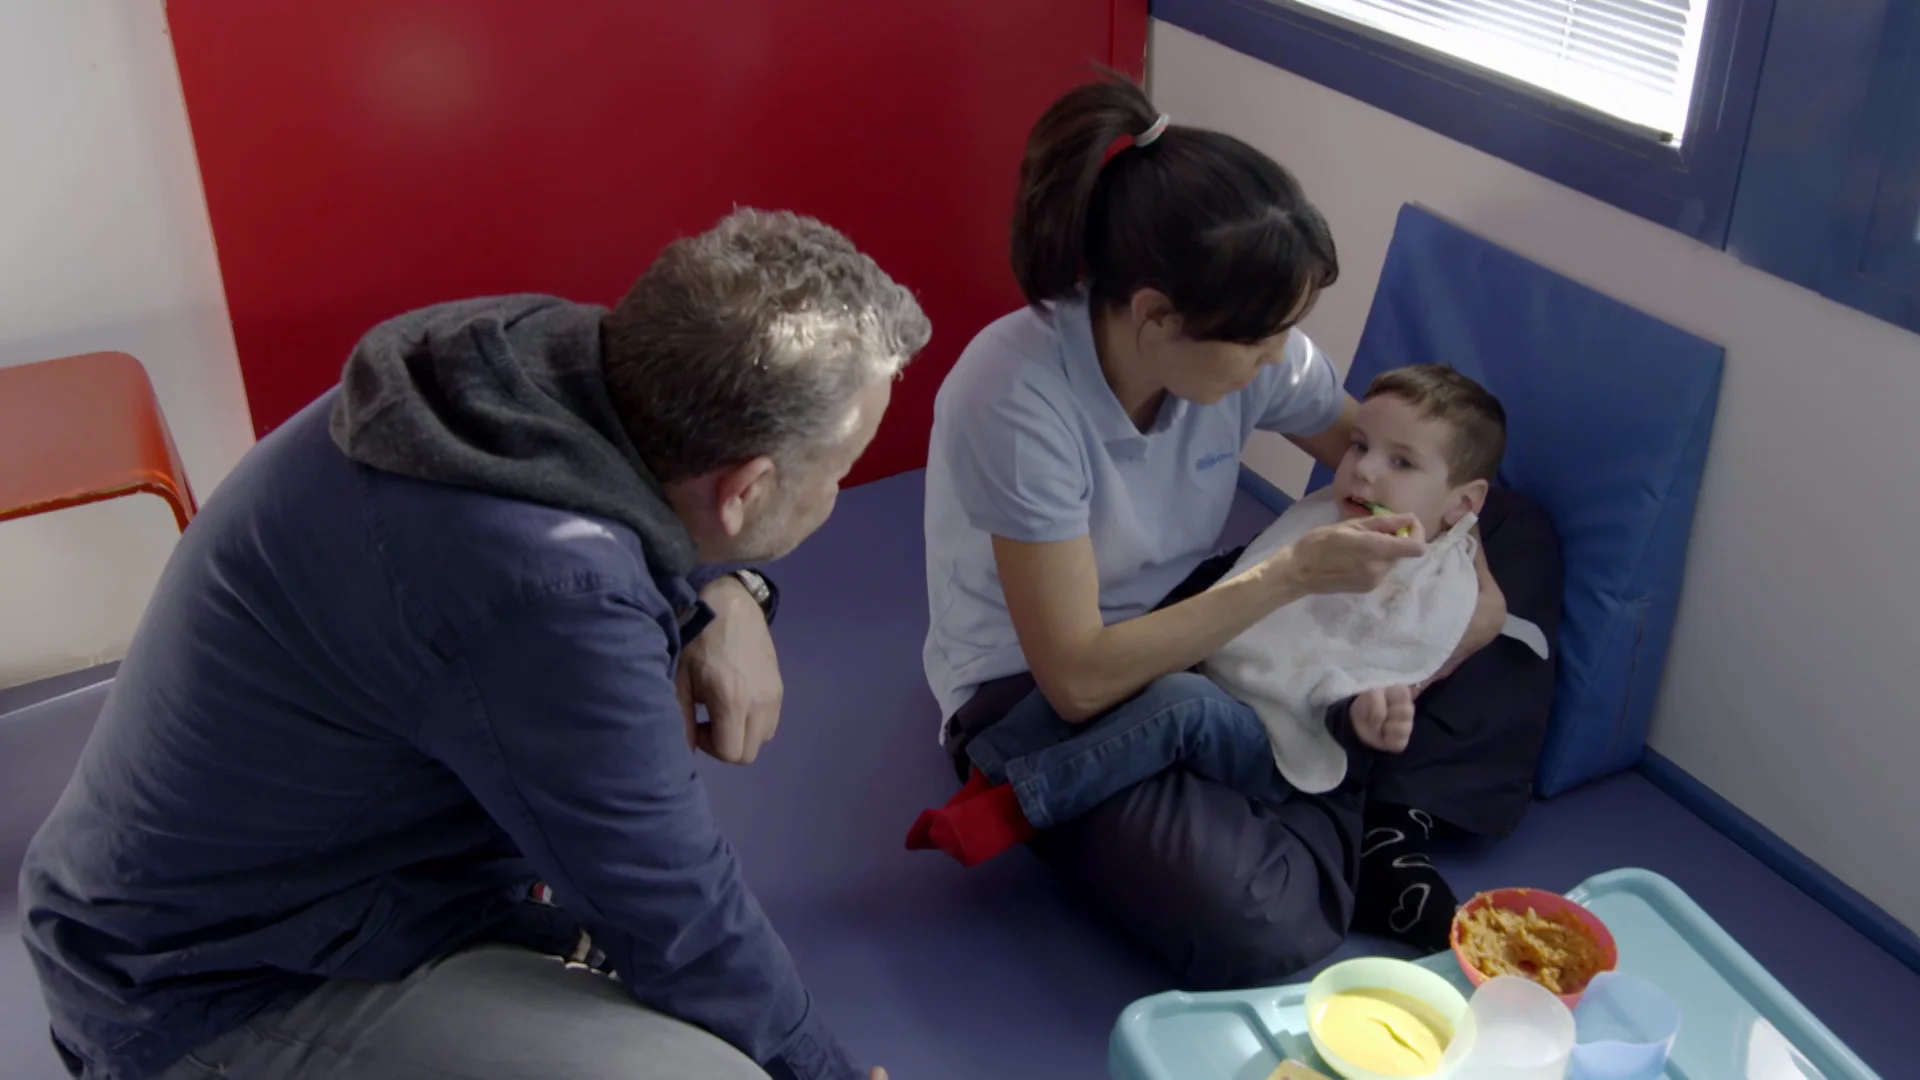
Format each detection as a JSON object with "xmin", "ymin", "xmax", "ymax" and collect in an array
[{"xmin": 1109, "ymin": 869, "xmax": 1880, "ymax": 1080}]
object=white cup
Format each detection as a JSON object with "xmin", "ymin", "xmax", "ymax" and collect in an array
[{"xmin": 1459, "ymin": 976, "xmax": 1577, "ymax": 1079}]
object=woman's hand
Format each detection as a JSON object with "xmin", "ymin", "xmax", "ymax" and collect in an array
[{"xmin": 1270, "ymin": 513, "xmax": 1427, "ymax": 596}]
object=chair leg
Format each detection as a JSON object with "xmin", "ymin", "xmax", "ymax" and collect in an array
[{"xmin": 144, "ymin": 481, "xmax": 196, "ymax": 533}]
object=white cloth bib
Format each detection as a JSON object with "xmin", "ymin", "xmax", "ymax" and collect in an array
[{"xmin": 1201, "ymin": 489, "xmax": 1480, "ymax": 793}]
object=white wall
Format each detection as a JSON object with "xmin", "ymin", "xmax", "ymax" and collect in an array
[
  {"xmin": 1150, "ymin": 22, "xmax": 1920, "ymax": 931},
  {"xmin": 0, "ymin": 2, "xmax": 253, "ymax": 687}
]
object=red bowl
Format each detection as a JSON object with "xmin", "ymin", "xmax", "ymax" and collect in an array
[{"xmin": 1450, "ymin": 887, "xmax": 1619, "ymax": 1008}]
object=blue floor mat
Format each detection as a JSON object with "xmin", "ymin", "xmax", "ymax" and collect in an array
[
  {"xmin": 4, "ymin": 471, "xmax": 1913, "ymax": 1080},
  {"xmin": 703, "ymin": 471, "xmax": 1916, "ymax": 1080}
]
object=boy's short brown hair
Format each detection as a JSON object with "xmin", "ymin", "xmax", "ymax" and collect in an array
[{"xmin": 1365, "ymin": 364, "xmax": 1506, "ymax": 484}]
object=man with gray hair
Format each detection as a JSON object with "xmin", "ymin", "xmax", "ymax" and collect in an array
[{"xmin": 21, "ymin": 209, "xmax": 929, "ymax": 1080}]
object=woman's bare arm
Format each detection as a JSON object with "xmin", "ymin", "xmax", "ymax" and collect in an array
[
  {"xmin": 1284, "ymin": 395, "xmax": 1361, "ymax": 469},
  {"xmin": 994, "ymin": 535, "xmax": 1304, "ymax": 722},
  {"xmin": 994, "ymin": 511, "xmax": 1425, "ymax": 722},
  {"xmin": 1416, "ymin": 536, "xmax": 1507, "ymax": 695}
]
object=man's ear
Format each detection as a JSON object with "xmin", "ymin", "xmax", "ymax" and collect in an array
[
  {"xmin": 712, "ymin": 456, "xmax": 777, "ymax": 538},
  {"xmin": 1442, "ymin": 478, "xmax": 1490, "ymax": 529},
  {"xmin": 1127, "ymin": 288, "xmax": 1181, "ymax": 339}
]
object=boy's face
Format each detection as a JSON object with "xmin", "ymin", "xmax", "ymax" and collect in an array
[{"xmin": 1332, "ymin": 393, "xmax": 1488, "ymax": 537}]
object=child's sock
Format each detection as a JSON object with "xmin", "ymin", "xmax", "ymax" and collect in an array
[
  {"xmin": 904, "ymin": 769, "xmax": 1035, "ymax": 866},
  {"xmin": 1353, "ymin": 801, "xmax": 1459, "ymax": 952}
]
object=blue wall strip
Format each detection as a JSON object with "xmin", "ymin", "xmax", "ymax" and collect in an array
[
  {"xmin": 1637, "ymin": 750, "xmax": 1920, "ymax": 977},
  {"xmin": 1151, "ymin": 0, "xmax": 1773, "ymax": 249},
  {"xmin": 0, "ymin": 662, "xmax": 117, "ymax": 717}
]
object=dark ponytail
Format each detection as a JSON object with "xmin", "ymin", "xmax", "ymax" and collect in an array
[{"xmin": 1010, "ymin": 75, "xmax": 1339, "ymax": 344}]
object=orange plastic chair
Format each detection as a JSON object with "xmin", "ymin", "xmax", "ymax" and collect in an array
[{"xmin": 0, "ymin": 352, "xmax": 197, "ymax": 533}]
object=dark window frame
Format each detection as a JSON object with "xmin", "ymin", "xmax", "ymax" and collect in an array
[{"xmin": 1153, "ymin": 0, "xmax": 1775, "ymax": 248}]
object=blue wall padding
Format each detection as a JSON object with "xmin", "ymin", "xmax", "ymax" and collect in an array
[{"xmin": 1309, "ymin": 205, "xmax": 1723, "ymax": 796}]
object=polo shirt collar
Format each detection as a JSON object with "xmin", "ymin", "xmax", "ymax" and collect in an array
[{"xmin": 1057, "ymin": 295, "xmax": 1187, "ymax": 451}]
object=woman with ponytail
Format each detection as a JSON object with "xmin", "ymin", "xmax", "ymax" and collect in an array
[{"xmin": 912, "ymin": 77, "xmax": 1508, "ymax": 985}]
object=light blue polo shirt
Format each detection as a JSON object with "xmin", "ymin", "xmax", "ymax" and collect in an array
[{"xmin": 922, "ymin": 296, "xmax": 1344, "ymax": 727}]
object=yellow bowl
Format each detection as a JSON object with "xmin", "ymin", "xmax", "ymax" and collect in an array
[{"xmin": 1305, "ymin": 958, "xmax": 1477, "ymax": 1080}]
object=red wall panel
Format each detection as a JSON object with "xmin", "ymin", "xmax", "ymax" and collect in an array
[{"xmin": 167, "ymin": 1, "xmax": 1147, "ymax": 485}]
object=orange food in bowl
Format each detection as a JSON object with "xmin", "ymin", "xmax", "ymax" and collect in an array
[{"xmin": 1450, "ymin": 887, "xmax": 1618, "ymax": 1007}]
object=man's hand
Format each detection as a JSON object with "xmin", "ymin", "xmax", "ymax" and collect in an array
[
  {"xmin": 1351, "ymin": 685, "xmax": 1415, "ymax": 752},
  {"xmin": 680, "ymin": 576, "xmax": 783, "ymax": 764}
]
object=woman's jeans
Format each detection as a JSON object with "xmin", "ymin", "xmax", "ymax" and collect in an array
[{"xmin": 963, "ymin": 672, "xmax": 1293, "ymax": 829}]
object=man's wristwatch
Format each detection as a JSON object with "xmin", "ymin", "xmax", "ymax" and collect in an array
[{"xmin": 728, "ymin": 568, "xmax": 776, "ymax": 624}]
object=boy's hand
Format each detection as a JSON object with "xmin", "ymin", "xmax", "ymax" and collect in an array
[{"xmin": 1351, "ymin": 685, "xmax": 1415, "ymax": 752}]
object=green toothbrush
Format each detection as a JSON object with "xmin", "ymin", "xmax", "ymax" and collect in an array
[{"xmin": 1362, "ymin": 500, "xmax": 1413, "ymax": 537}]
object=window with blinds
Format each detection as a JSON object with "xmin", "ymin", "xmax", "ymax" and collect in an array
[{"xmin": 1279, "ymin": 0, "xmax": 1710, "ymax": 139}]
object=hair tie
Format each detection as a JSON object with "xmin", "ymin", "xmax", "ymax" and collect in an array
[{"xmin": 1101, "ymin": 113, "xmax": 1173, "ymax": 167}]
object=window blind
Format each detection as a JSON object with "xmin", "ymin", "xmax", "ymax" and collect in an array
[{"xmin": 1280, "ymin": 0, "xmax": 1710, "ymax": 138}]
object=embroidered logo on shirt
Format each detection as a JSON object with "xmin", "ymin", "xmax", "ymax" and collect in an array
[{"xmin": 1195, "ymin": 450, "xmax": 1236, "ymax": 472}]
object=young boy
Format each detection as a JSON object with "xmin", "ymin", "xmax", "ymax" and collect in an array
[{"xmin": 908, "ymin": 365, "xmax": 1559, "ymax": 951}]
